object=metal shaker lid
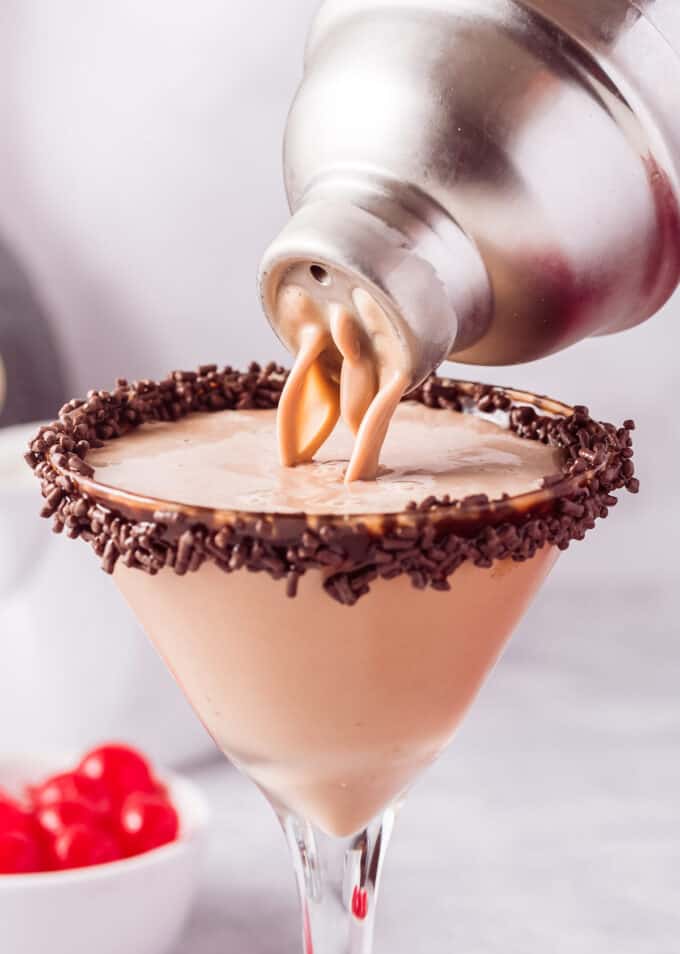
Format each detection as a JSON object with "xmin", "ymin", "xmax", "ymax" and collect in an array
[{"xmin": 259, "ymin": 185, "xmax": 491, "ymax": 392}]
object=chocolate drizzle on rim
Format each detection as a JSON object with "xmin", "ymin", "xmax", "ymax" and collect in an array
[{"xmin": 25, "ymin": 362, "xmax": 639, "ymax": 606}]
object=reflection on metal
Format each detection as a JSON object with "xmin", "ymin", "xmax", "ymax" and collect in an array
[{"xmin": 260, "ymin": 0, "xmax": 680, "ymax": 389}]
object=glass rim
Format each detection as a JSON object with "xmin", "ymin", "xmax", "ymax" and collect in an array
[
  {"xmin": 50, "ymin": 381, "xmax": 594, "ymax": 530},
  {"xmin": 25, "ymin": 365, "xmax": 637, "ymax": 601}
]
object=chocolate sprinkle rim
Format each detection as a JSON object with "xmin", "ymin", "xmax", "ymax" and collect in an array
[{"xmin": 25, "ymin": 362, "xmax": 638, "ymax": 606}]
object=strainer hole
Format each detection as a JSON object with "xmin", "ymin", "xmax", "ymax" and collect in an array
[{"xmin": 310, "ymin": 264, "xmax": 331, "ymax": 286}]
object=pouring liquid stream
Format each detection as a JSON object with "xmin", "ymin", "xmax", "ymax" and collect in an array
[{"xmin": 276, "ymin": 285, "xmax": 409, "ymax": 483}]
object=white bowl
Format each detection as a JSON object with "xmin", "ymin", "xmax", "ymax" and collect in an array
[{"xmin": 0, "ymin": 755, "xmax": 209, "ymax": 954}]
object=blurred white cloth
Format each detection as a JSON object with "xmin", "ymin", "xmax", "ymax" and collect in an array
[{"xmin": 0, "ymin": 534, "xmax": 215, "ymax": 766}]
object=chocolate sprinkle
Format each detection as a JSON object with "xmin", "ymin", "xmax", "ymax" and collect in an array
[{"xmin": 25, "ymin": 364, "xmax": 638, "ymax": 606}]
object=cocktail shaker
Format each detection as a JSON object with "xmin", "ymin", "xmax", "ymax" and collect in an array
[{"xmin": 259, "ymin": 0, "xmax": 680, "ymax": 389}]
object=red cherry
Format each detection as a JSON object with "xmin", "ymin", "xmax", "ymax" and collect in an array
[
  {"xmin": 35, "ymin": 800, "xmax": 99, "ymax": 838},
  {"xmin": 0, "ymin": 831, "xmax": 42, "ymax": 874},
  {"xmin": 50, "ymin": 825, "xmax": 122, "ymax": 871},
  {"xmin": 118, "ymin": 793, "xmax": 179, "ymax": 857},
  {"xmin": 0, "ymin": 792, "xmax": 33, "ymax": 837},
  {"xmin": 28, "ymin": 772, "xmax": 111, "ymax": 817},
  {"xmin": 92, "ymin": 831, "xmax": 123, "ymax": 865},
  {"xmin": 90, "ymin": 831, "xmax": 122, "ymax": 867},
  {"xmin": 153, "ymin": 779, "xmax": 169, "ymax": 799},
  {"xmin": 78, "ymin": 745, "xmax": 156, "ymax": 808}
]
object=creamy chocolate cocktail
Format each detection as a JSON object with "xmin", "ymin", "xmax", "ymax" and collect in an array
[
  {"xmin": 27, "ymin": 365, "xmax": 638, "ymax": 951},
  {"xmin": 88, "ymin": 402, "xmax": 561, "ymax": 836},
  {"xmin": 87, "ymin": 402, "xmax": 563, "ymax": 516}
]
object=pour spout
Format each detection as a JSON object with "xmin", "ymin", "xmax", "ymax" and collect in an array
[{"xmin": 258, "ymin": 183, "xmax": 492, "ymax": 391}]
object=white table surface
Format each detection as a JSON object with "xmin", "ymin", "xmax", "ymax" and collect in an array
[{"xmin": 177, "ymin": 578, "xmax": 679, "ymax": 954}]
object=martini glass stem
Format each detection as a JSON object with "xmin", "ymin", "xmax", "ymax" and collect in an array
[{"xmin": 282, "ymin": 808, "xmax": 397, "ymax": 954}]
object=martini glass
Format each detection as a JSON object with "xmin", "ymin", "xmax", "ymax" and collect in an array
[
  {"xmin": 115, "ymin": 552, "xmax": 556, "ymax": 952},
  {"xmin": 30, "ymin": 373, "xmax": 636, "ymax": 953}
]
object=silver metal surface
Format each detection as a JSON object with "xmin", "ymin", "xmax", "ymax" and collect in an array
[{"xmin": 259, "ymin": 0, "xmax": 680, "ymax": 389}]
